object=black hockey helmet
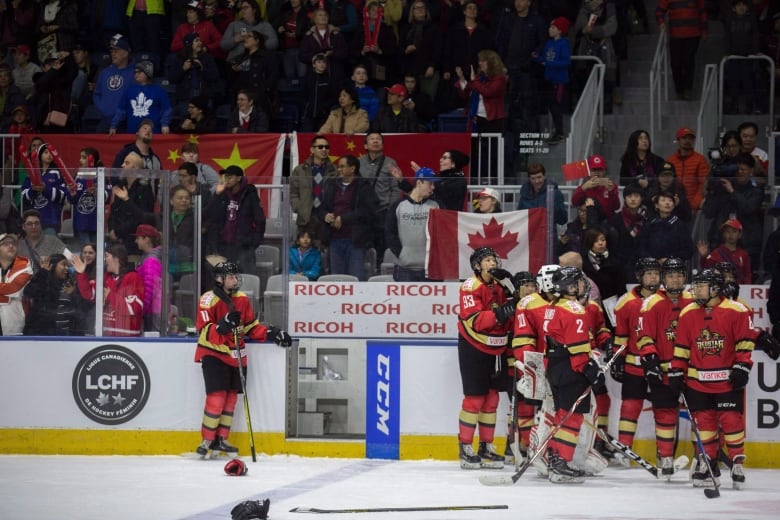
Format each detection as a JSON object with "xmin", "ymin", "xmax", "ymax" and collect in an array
[
  {"xmin": 661, "ymin": 257, "xmax": 687, "ymax": 295},
  {"xmin": 713, "ymin": 262, "xmax": 739, "ymax": 299},
  {"xmin": 635, "ymin": 257, "xmax": 661, "ymax": 291},
  {"xmin": 692, "ymin": 268, "xmax": 724, "ymax": 305},
  {"xmin": 214, "ymin": 261, "xmax": 242, "ymax": 292},
  {"xmin": 713, "ymin": 261, "xmax": 737, "ymax": 281},
  {"xmin": 513, "ymin": 271, "xmax": 536, "ymax": 287},
  {"xmin": 552, "ymin": 266, "xmax": 584, "ymax": 297},
  {"xmin": 470, "ymin": 246, "xmax": 500, "ymax": 273}
]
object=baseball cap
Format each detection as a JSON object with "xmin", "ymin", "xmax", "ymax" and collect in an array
[
  {"xmin": 550, "ymin": 17, "xmax": 571, "ymax": 35},
  {"xmin": 15, "ymin": 44, "xmax": 31, "ymax": 55},
  {"xmin": 676, "ymin": 127, "xmax": 696, "ymax": 139},
  {"xmin": 385, "ymin": 84, "xmax": 407, "ymax": 98},
  {"xmin": 222, "ymin": 165, "xmax": 244, "ymax": 177},
  {"xmin": 659, "ymin": 162, "xmax": 676, "ymax": 176},
  {"xmin": 477, "ymin": 187, "xmax": 500, "ymax": 200},
  {"xmin": 414, "ymin": 167, "xmax": 440, "ymax": 181},
  {"xmin": 186, "ymin": 0, "xmax": 202, "ymax": 10},
  {"xmin": 0, "ymin": 233, "xmax": 18, "ymax": 244},
  {"xmin": 109, "ymin": 34, "xmax": 131, "ymax": 52},
  {"xmin": 720, "ymin": 219, "xmax": 743, "ymax": 232},
  {"xmin": 135, "ymin": 60, "xmax": 154, "ymax": 78},
  {"xmin": 11, "ymin": 105, "xmax": 28, "ymax": 116},
  {"xmin": 587, "ymin": 154, "xmax": 606, "ymax": 170},
  {"xmin": 132, "ymin": 224, "xmax": 160, "ymax": 237}
]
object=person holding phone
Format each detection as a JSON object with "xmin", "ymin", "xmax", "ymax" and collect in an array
[{"xmin": 570, "ymin": 154, "xmax": 620, "ymax": 221}]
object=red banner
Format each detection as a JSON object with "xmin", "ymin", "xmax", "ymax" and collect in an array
[
  {"xmin": 19, "ymin": 133, "xmax": 285, "ymax": 184},
  {"xmin": 293, "ymin": 133, "xmax": 472, "ymax": 181}
]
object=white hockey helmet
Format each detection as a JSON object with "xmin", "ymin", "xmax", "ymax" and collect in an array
[{"xmin": 537, "ymin": 264, "xmax": 561, "ymax": 293}]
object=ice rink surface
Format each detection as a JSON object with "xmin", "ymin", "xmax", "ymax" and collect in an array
[{"xmin": 2, "ymin": 454, "xmax": 779, "ymax": 520}]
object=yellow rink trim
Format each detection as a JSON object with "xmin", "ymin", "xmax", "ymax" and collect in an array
[{"xmin": 2, "ymin": 430, "xmax": 779, "ymax": 468}]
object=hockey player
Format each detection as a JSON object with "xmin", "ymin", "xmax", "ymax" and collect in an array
[
  {"xmin": 510, "ymin": 265, "xmax": 560, "ymax": 468},
  {"xmin": 502, "ymin": 270, "xmax": 540, "ymax": 465},
  {"xmin": 635, "ymin": 257, "xmax": 692, "ymax": 478},
  {"xmin": 543, "ymin": 266, "xmax": 604, "ymax": 483},
  {"xmin": 611, "ymin": 257, "xmax": 661, "ymax": 465},
  {"xmin": 670, "ymin": 269, "xmax": 755, "ymax": 489},
  {"xmin": 458, "ymin": 247, "xmax": 517, "ymax": 469},
  {"xmin": 456, "ymin": 247, "xmax": 517, "ymax": 469},
  {"xmin": 194, "ymin": 262, "xmax": 292, "ymax": 458}
]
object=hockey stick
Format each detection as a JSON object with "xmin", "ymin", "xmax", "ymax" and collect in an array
[
  {"xmin": 214, "ymin": 286, "xmax": 257, "ymax": 463},
  {"xmin": 290, "ymin": 504, "xmax": 508, "ymax": 514},
  {"xmin": 479, "ymin": 345, "xmax": 627, "ymax": 486},
  {"xmin": 679, "ymin": 393, "xmax": 720, "ymax": 498},
  {"xmin": 581, "ymin": 420, "xmax": 689, "ymax": 478}
]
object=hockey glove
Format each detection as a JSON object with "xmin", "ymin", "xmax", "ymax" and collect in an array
[
  {"xmin": 641, "ymin": 354, "xmax": 663, "ymax": 386},
  {"xmin": 610, "ymin": 354, "xmax": 625, "ymax": 383},
  {"xmin": 267, "ymin": 326, "xmax": 293, "ymax": 347},
  {"xmin": 667, "ymin": 367, "xmax": 684, "ymax": 396},
  {"xmin": 757, "ymin": 330, "xmax": 780, "ymax": 361},
  {"xmin": 582, "ymin": 358, "xmax": 605, "ymax": 388},
  {"xmin": 231, "ymin": 499, "xmax": 270, "ymax": 520},
  {"xmin": 601, "ymin": 337, "xmax": 615, "ymax": 363},
  {"xmin": 216, "ymin": 311, "xmax": 242, "ymax": 335},
  {"xmin": 488, "ymin": 267, "xmax": 513, "ymax": 282},
  {"xmin": 493, "ymin": 298, "xmax": 518, "ymax": 324},
  {"xmin": 728, "ymin": 362, "xmax": 751, "ymax": 390}
]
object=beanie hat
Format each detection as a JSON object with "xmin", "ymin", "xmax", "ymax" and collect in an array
[
  {"xmin": 189, "ymin": 95, "xmax": 210, "ymax": 112},
  {"xmin": 183, "ymin": 32, "xmax": 199, "ymax": 48},
  {"xmin": 551, "ymin": 17, "xmax": 571, "ymax": 35},
  {"xmin": 447, "ymin": 150, "xmax": 470, "ymax": 171}
]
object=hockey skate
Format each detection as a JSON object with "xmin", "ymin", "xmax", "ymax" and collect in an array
[
  {"xmin": 731, "ymin": 455, "xmax": 745, "ymax": 490},
  {"xmin": 195, "ymin": 439, "xmax": 213, "ymax": 459},
  {"xmin": 211, "ymin": 437, "xmax": 239, "ymax": 458},
  {"xmin": 659, "ymin": 456, "xmax": 674, "ymax": 481},
  {"xmin": 692, "ymin": 456, "xmax": 721, "ymax": 487},
  {"xmin": 477, "ymin": 442, "xmax": 504, "ymax": 469},
  {"xmin": 548, "ymin": 449, "xmax": 585, "ymax": 484},
  {"xmin": 459, "ymin": 443, "xmax": 481, "ymax": 470},
  {"xmin": 594, "ymin": 438, "xmax": 615, "ymax": 461}
]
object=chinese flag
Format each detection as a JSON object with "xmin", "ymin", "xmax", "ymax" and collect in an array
[
  {"xmin": 293, "ymin": 133, "xmax": 472, "ymax": 181},
  {"xmin": 426, "ymin": 208, "xmax": 547, "ymax": 280},
  {"xmin": 561, "ymin": 160, "xmax": 590, "ymax": 181},
  {"xmin": 35, "ymin": 133, "xmax": 286, "ymax": 184}
]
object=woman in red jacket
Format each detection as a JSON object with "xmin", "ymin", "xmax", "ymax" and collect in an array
[{"xmin": 455, "ymin": 49, "xmax": 508, "ymax": 133}]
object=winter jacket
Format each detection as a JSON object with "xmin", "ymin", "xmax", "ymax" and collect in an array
[
  {"xmin": 23, "ymin": 269, "xmax": 80, "ymax": 336},
  {"xmin": 639, "ymin": 214, "xmax": 694, "ymax": 261},
  {"xmin": 289, "ymin": 246, "xmax": 322, "ymax": 281},
  {"xmin": 517, "ymin": 179, "xmax": 567, "ymax": 225},
  {"xmin": 290, "ymin": 157, "xmax": 338, "ymax": 228},
  {"xmin": 207, "ymin": 180, "xmax": 266, "ymax": 254},
  {"xmin": 136, "ymin": 247, "xmax": 163, "ymax": 317},
  {"xmin": 0, "ymin": 255, "xmax": 33, "ymax": 335},
  {"xmin": 318, "ymin": 105, "xmax": 370, "ymax": 134},
  {"xmin": 316, "ymin": 174, "xmax": 378, "ymax": 247}
]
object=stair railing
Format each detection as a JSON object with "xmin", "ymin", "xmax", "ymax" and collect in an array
[
  {"xmin": 649, "ymin": 26, "xmax": 669, "ymax": 146},
  {"xmin": 566, "ymin": 57, "xmax": 604, "ymax": 165}
]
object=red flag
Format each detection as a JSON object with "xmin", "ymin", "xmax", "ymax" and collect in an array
[
  {"xmin": 426, "ymin": 208, "xmax": 548, "ymax": 280},
  {"xmin": 293, "ymin": 133, "xmax": 472, "ymax": 181},
  {"xmin": 561, "ymin": 160, "xmax": 590, "ymax": 181},
  {"xmin": 41, "ymin": 133, "xmax": 285, "ymax": 184}
]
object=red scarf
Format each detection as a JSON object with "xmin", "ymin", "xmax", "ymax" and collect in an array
[{"xmin": 363, "ymin": 7, "xmax": 383, "ymax": 48}]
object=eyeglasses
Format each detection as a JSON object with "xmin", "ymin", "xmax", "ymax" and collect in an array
[
  {"xmin": 314, "ymin": 144, "xmax": 330, "ymax": 150},
  {"xmin": 24, "ymin": 221, "xmax": 41, "ymax": 227}
]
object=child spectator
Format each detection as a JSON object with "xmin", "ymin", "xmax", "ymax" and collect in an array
[
  {"xmin": 133, "ymin": 223, "xmax": 163, "ymax": 333},
  {"xmin": 536, "ymin": 17, "xmax": 571, "ymax": 145},
  {"xmin": 20, "ymin": 142, "xmax": 66, "ymax": 235},
  {"xmin": 301, "ymin": 54, "xmax": 339, "ymax": 132},
  {"xmin": 290, "ymin": 230, "xmax": 321, "ymax": 281},
  {"xmin": 7, "ymin": 105, "xmax": 34, "ymax": 136},
  {"xmin": 67, "ymin": 147, "xmax": 105, "ymax": 246},
  {"xmin": 697, "ymin": 219, "xmax": 751, "ymax": 284},
  {"xmin": 351, "ymin": 63, "xmax": 379, "ymax": 121}
]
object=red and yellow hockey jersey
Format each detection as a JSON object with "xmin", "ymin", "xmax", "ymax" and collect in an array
[{"xmin": 458, "ymin": 275, "xmax": 512, "ymax": 355}]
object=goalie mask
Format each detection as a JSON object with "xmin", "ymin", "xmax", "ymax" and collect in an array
[
  {"xmin": 552, "ymin": 266, "xmax": 586, "ymax": 299},
  {"xmin": 214, "ymin": 261, "xmax": 243, "ymax": 294},
  {"xmin": 635, "ymin": 257, "xmax": 661, "ymax": 292},
  {"xmin": 661, "ymin": 257, "xmax": 687, "ymax": 296},
  {"xmin": 470, "ymin": 246, "xmax": 500, "ymax": 274},
  {"xmin": 692, "ymin": 269, "xmax": 724, "ymax": 306},
  {"xmin": 537, "ymin": 264, "xmax": 561, "ymax": 294}
]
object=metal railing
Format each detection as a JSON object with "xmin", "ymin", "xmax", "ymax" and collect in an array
[
  {"xmin": 566, "ymin": 57, "xmax": 605, "ymax": 165},
  {"xmin": 696, "ymin": 64, "xmax": 719, "ymax": 155},
  {"xmin": 649, "ymin": 27, "xmax": 669, "ymax": 146},
  {"xmin": 718, "ymin": 54, "xmax": 776, "ymax": 135}
]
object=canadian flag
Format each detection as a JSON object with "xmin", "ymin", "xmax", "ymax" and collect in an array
[{"xmin": 426, "ymin": 208, "xmax": 548, "ymax": 280}]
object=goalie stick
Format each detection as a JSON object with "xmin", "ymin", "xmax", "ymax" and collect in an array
[
  {"xmin": 290, "ymin": 504, "xmax": 508, "ymax": 514},
  {"xmin": 479, "ymin": 345, "xmax": 627, "ymax": 486},
  {"xmin": 581, "ymin": 420, "xmax": 689, "ymax": 478}
]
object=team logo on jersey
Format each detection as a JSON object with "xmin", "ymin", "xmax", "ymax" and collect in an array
[
  {"xmin": 107, "ymin": 73, "xmax": 126, "ymax": 91},
  {"xmin": 664, "ymin": 320, "xmax": 678, "ymax": 341},
  {"xmin": 695, "ymin": 328, "xmax": 725, "ymax": 356},
  {"xmin": 72, "ymin": 345, "xmax": 151, "ymax": 425}
]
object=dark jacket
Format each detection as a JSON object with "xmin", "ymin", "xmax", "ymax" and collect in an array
[
  {"xmin": 517, "ymin": 179, "xmax": 567, "ymax": 225},
  {"xmin": 23, "ymin": 269, "xmax": 80, "ymax": 335},
  {"xmin": 207, "ymin": 180, "xmax": 266, "ymax": 254},
  {"xmin": 316, "ymin": 174, "xmax": 378, "ymax": 247},
  {"xmin": 370, "ymin": 105, "xmax": 424, "ymax": 133},
  {"xmin": 228, "ymin": 105, "xmax": 270, "ymax": 133},
  {"xmin": 397, "ymin": 167, "xmax": 468, "ymax": 211},
  {"xmin": 639, "ymin": 214, "xmax": 694, "ymax": 262},
  {"xmin": 582, "ymin": 249, "xmax": 627, "ymax": 302},
  {"xmin": 166, "ymin": 50, "xmax": 221, "ymax": 103},
  {"xmin": 398, "ymin": 19, "xmax": 443, "ymax": 78}
]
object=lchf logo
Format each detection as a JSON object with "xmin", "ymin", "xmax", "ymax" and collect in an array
[{"xmin": 72, "ymin": 345, "xmax": 150, "ymax": 425}]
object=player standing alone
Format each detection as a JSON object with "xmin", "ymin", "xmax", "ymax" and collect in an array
[
  {"xmin": 194, "ymin": 262, "xmax": 292, "ymax": 458},
  {"xmin": 456, "ymin": 247, "xmax": 517, "ymax": 469}
]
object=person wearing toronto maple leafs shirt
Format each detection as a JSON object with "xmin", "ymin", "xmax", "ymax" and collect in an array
[{"xmin": 109, "ymin": 60, "xmax": 172, "ymax": 135}]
